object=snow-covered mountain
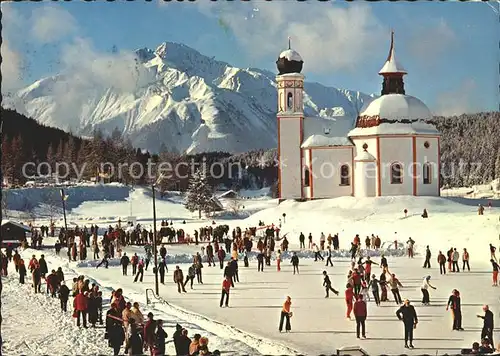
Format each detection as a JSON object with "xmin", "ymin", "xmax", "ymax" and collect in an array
[{"xmin": 7, "ymin": 42, "xmax": 374, "ymax": 154}]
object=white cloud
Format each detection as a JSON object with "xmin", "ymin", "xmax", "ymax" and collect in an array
[
  {"xmin": 198, "ymin": 2, "xmax": 387, "ymax": 74},
  {"xmin": 40, "ymin": 37, "xmax": 151, "ymax": 130},
  {"xmin": 408, "ymin": 18, "xmax": 459, "ymax": 65},
  {"xmin": 31, "ymin": 5, "xmax": 78, "ymax": 43},
  {"xmin": 59, "ymin": 37, "xmax": 146, "ymax": 93},
  {"xmin": 1, "ymin": 40, "xmax": 24, "ymax": 93},
  {"xmin": 434, "ymin": 79, "xmax": 478, "ymax": 116}
]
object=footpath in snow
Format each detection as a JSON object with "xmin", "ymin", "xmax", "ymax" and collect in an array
[{"xmin": 3, "ymin": 246, "xmax": 297, "ymax": 356}]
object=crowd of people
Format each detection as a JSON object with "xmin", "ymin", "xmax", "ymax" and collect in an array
[
  {"xmin": 5, "ymin": 245, "xmax": 220, "ymax": 356},
  {"xmin": 5, "ymin": 213, "xmax": 500, "ymax": 355}
]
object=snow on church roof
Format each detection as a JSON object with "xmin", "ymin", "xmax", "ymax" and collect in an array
[
  {"xmin": 349, "ymin": 121, "xmax": 440, "ymax": 137},
  {"xmin": 301, "ymin": 134, "xmax": 353, "ymax": 148},
  {"xmin": 359, "ymin": 94, "xmax": 433, "ymax": 122},
  {"xmin": 279, "ymin": 49, "xmax": 303, "ymax": 62},
  {"xmin": 379, "ymin": 31, "xmax": 407, "ymax": 75},
  {"xmin": 348, "ymin": 94, "xmax": 439, "ymax": 137},
  {"xmin": 301, "ymin": 115, "xmax": 355, "ymax": 148}
]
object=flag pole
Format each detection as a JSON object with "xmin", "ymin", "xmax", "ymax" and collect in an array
[{"xmin": 60, "ymin": 188, "xmax": 68, "ymax": 237}]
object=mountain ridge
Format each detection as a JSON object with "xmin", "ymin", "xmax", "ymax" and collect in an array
[{"xmin": 6, "ymin": 41, "xmax": 374, "ymax": 154}]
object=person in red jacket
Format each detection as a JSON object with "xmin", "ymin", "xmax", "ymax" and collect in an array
[
  {"xmin": 352, "ymin": 269, "xmax": 362, "ymax": 295},
  {"xmin": 73, "ymin": 290, "xmax": 88, "ymax": 328},
  {"xmin": 28, "ymin": 255, "xmax": 38, "ymax": 272},
  {"xmin": 220, "ymin": 277, "xmax": 231, "ymax": 307},
  {"xmin": 354, "ymin": 294, "xmax": 367, "ymax": 339},
  {"xmin": 345, "ymin": 284, "xmax": 355, "ymax": 319}
]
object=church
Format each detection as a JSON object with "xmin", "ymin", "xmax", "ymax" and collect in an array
[{"xmin": 276, "ymin": 32, "xmax": 441, "ymax": 200}]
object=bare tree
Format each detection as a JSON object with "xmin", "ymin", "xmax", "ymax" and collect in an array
[
  {"xmin": 227, "ymin": 196, "xmax": 242, "ymax": 215},
  {"xmin": 41, "ymin": 190, "xmax": 61, "ymax": 223},
  {"xmin": 1, "ymin": 190, "xmax": 8, "ymax": 220}
]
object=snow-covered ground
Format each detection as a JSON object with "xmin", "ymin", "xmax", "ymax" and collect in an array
[{"xmin": 3, "ymin": 187, "xmax": 500, "ymax": 355}]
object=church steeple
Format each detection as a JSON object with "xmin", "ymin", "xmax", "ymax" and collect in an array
[{"xmin": 379, "ymin": 30, "xmax": 407, "ymax": 96}]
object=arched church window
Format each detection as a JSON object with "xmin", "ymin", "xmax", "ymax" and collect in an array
[
  {"xmin": 423, "ymin": 163, "xmax": 431, "ymax": 184},
  {"xmin": 390, "ymin": 163, "xmax": 403, "ymax": 184},
  {"xmin": 340, "ymin": 164, "xmax": 350, "ymax": 186},
  {"xmin": 287, "ymin": 92, "xmax": 293, "ymax": 110},
  {"xmin": 304, "ymin": 167, "xmax": 310, "ymax": 187}
]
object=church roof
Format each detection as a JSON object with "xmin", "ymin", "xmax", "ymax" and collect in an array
[
  {"xmin": 301, "ymin": 134, "xmax": 353, "ymax": 148},
  {"xmin": 379, "ymin": 31, "xmax": 407, "ymax": 75},
  {"xmin": 349, "ymin": 121, "xmax": 439, "ymax": 137},
  {"xmin": 301, "ymin": 115, "xmax": 355, "ymax": 148},
  {"xmin": 360, "ymin": 94, "xmax": 432, "ymax": 121},
  {"xmin": 348, "ymin": 94, "xmax": 438, "ymax": 137}
]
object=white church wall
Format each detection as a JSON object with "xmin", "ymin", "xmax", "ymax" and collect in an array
[
  {"xmin": 416, "ymin": 136, "xmax": 440, "ymax": 196},
  {"xmin": 310, "ymin": 148, "xmax": 353, "ymax": 199},
  {"xmin": 379, "ymin": 137, "xmax": 413, "ymax": 196},
  {"xmin": 354, "ymin": 161, "xmax": 377, "ymax": 198},
  {"xmin": 279, "ymin": 118, "xmax": 302, "ymax": 198},
  {"xmin": 353, "ymin": 138, "xmax": 378, "ymax": 159}
]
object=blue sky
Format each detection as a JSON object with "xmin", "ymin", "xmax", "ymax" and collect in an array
[{"xmin": 2, "ymin": 1, "xmax": 498, "ymax": 115}]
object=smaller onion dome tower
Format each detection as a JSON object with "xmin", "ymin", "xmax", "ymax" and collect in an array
[{"xmin": 379, "ymin": 30, "xmax": 407, "ymax": 95}]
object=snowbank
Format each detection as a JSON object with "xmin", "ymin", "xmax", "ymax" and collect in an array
[
  {"xmin": 4, "ymin": 185, "xmax": 131, "ymax": 211},
  {"xmin": 75, "ymin": 244, "xmax": 407, "ymax": 269}
]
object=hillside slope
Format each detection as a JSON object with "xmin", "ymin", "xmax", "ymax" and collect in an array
[{"xmin": 7, "ymin": 42, "xmax": 373, "ymax": 154}]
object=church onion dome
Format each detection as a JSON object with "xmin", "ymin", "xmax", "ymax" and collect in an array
[
  {"xmin": 354, "ymin": 149, "xmax": 376, "ymax": 162},
  {"xmin": 276, "ymin": 38, "xmax": 304, "ymax": 75},
  {"xmin": 348, "ymin": 95, "xmax": 439, "ymax": 136}
]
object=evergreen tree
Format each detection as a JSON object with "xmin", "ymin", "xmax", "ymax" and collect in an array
[
  {"xmin": 1, "ymin": 137, "xmax": 13, "ymax": 183},
  {"xmin": 46, "ymin": 143, "xmax": 56, "ymax": 172},
  {"xmin": 185, "ymin": 168, "xmax": 213, "ymax": 219},
  {"xmin": 11, "ymin": 135, "xmax": 24, "ymax": 183}
]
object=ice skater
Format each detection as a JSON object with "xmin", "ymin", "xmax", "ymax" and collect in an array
[
  {"xmin": 313, "ymin": 243, "xmax": 324, "ymax": 261},
  {"xmin": 421, "ymin": 276, "xmax": 436, "ymax": 305},
  {"xmin": 291, "ymin": 253, "xmax": 299, "ymax": 275},
  {"xmin": 396, "ymin": 299, "xmax": 418, "ymax": 349},
  {"xmin": 345, "ymin": 283, "xmax": 355, "ymax": 319},
  {"xmin": 389, "ymin": 273, "xmax": 403, "ymax": 305},
  {"xmin": 477, "ymin": 305, "xmax": 494, "ymax": 346},
  {"xmin": 360, "ymin": 280, "xmax": 370, "ymax": 301},
  {"xmin": 220, "ymin": 277, "xmax": 231, "ymax": 308},
  {"xmin": 491, "ymin": 259, "xmax": 499, "ymax": 286},
  {"xmin": 368, "ymin": 275, "xmax": 380, "ymax": 306},
  {"xmin": 446, "ymin": 289, "xmax": 463, "ymax": 331},
  {"xmin": 325, "ymin": 246, "xmax": 333, "ymax": 267},
  {"xmin": 96, "ymin": 252, "xmax": 110, "ymax": 269},
  {"xmin": 279, "ymin": 296, "xmax": 292, "ymax": 333},
  {"xmin": 423, "ymin": 246, "xmax": 431, "ymax": 268},
  {"xmin": 353, "ymin": 295, "xmax": 367, "ymax": 339},
  {"xmin": 322, "ymin": 271, "xmax": 339, "ymax": 298},
  {"xmin": 133, "ymin": 259, "xmax": 144, "ymax": 283}
]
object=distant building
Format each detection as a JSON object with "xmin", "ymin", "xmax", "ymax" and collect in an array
[
  {"xmin": 276, "ymin": 32, "xmax": 441, "ymax": 199},
  {"xmin": 218, "ymin": 190, "xmax": 238, "ymax": 199},
  {"xmin": 1, "ymin": 220, "xmax": 31, "ymax": 247}
]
